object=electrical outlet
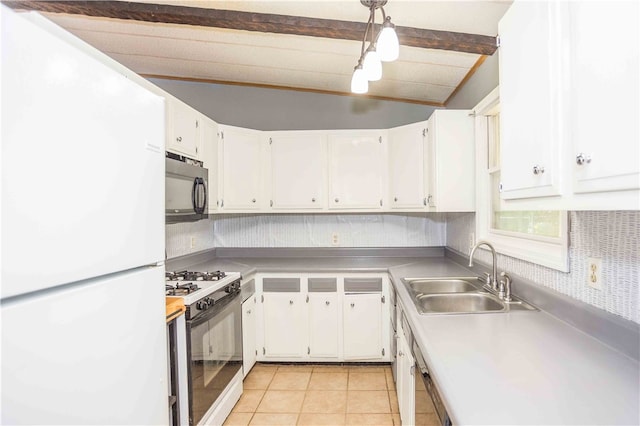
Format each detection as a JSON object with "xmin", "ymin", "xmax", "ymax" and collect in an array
[
  {"xmin": 331, "ymin": 233, "xmax": 340, "ymax": 246},
  {"xmin": 587, "ymin": 257, "xmax": 602, "ymax": 290},
  {"xmin": 190, "ymin": 236, "xmax": 197, "ymax": 249}
]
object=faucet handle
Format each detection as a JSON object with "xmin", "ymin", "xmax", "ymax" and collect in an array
[
  {"xmin": 500, "ymin": 272, "xmax": 512, "ymax": 302},
  {"xmin": 478, "ymin": 272, "xmax": 492, "ymax": 287}
]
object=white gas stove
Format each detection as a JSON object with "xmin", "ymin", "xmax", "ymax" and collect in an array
[{"xmin": 165, "ymin": 270, "xmax": 242, "ymax": 306}]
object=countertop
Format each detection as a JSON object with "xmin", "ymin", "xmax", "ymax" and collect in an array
[{"xmin": 177, "ymin": 253, "xmax": 640, "ymax": 425}]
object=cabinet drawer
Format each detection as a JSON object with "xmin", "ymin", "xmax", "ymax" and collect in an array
[
  {"xmin": 344, "ymin": 278, "xmax": 382, "ymax": 293},
  {"xmin": 309, "ymin": 278, "xmax": 337, "ymax": 292},
  {"xmin": 263, "ymin": 278, "xmax": 300, "ymax": 292}
]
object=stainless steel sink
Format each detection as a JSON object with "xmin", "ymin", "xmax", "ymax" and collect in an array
[
  {"xmin": 402, "ymin": 276, "xmax": 538, "ymax": 315},
  {"xmin": 416, "ymin": 293, "xmax": 505, "ymax": 314},
  {"xmin": 403, "ymin": 277, "xmax": 480, "ymax": 294}
]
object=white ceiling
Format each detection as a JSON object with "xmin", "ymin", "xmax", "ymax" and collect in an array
[{"xmin": 42, "ymin": 1, "xmax": 512, "ymax": 105}]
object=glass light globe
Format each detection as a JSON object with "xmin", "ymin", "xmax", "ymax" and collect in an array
[
  {"xmin": 350, "ymin": 66, "xmax": 368, "ymax": 94},
  {"xmin": 362, "ymin": 47, "xmax": 382, "ymax": 81},
  {"xmin": 377, "ymin": 21, "xmax": 399, "ymax": 62}
]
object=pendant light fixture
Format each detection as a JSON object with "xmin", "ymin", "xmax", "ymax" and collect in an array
[{"xmin": 350, "ymin": 0, "xmax": 400, "ymax": 94}]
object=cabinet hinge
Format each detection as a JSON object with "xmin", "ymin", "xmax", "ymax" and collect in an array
[
  {"xmin": 255, "ymin": 349, "xmax": 258, "ymax": 356},
  {"xmin": 496, "ymin": 36, "xmax": 501, "ymax": 47},
  {"xmin": 378, "ymin": 136, "xmax": 382, "ymax": 143},
  {"xmin": 270, "ymin": 200, "xmax": 273, "ymax": 207},
  {"xmin": 220, "ymin": 199, "xmax": 224, "ymax": 208},
  {"xmin": 263, "ymin": 347, "xmax": 266, "ymax": 355},
  {"xmin": 382, "ymin": 348, "xmax": 385, "ymax": 356},
  {"xmin": 306, "ymin": 295, "xmax": 309, "ymax": 303},
  {"xmin": 221, "ymin": 131, "xmax": 224, "ymax": 139},
  {"xmin": 307, "ymin": 347, "xmax": 310, "ymax": 355},
  {"xmin": 195, "ymin": 120, "xmax": 199, "ymax": 128},
  {"xmin": 269, "ymin": 137, "xmax": 273, "ymax": 145},
  {"xmin": 379, "ymin": 199, "xmax": 383, "ymax": 207},
  {"xmin": 261, "ymin": 294, "xmax": 264, "ymax": 303},
  {"xmin": 410, "ymin": 365, "xmax": 415, "ymax": 376},
  {"xmin": 195, "ymin": 147, "xmax": 198, "ymax": 153},
  {"xmin": 423, "ymin": 197, "xmax": 427, "ymax": 206},
  {"xmin": 422, "ymin": 129, "xmax": 426, "ymax": 137},
  {"xmin": 381, "ymin": 295, "xmax": 385, "ymax": 304}
]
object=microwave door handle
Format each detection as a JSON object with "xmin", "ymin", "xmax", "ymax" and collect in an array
[
  {"xmin": 200, "ymin": 179, "xmax": 207, "ymax": 212},
  {"xmin": 191, "ymin": 177, "xmax": 198, "ymax": 213},
  {"xmin": 193, "ymin": 178, "xmax": 206, "ymax": 214}
]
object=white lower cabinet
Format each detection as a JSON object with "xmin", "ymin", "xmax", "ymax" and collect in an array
[
  {"xmin": 262, "ymin": 291, "xmax": 307, "ymax": 358},
  {"xmin": 241, "ymin": 294, "xmax": 257, "ymax": 377},
  {"xmin": 255, "ymin": 274, "xmax": 390, "ymax": 362},
  {"xmin": 343, "ymin": 293, "xmax": 383, "ymax": 360},
  {"xmin": 308, "ymin": 293, "xmax": 339, "ymax": 358},
  {"xmin": 397, "ymin": 325, "xmax": 415, "ymax": 425}
]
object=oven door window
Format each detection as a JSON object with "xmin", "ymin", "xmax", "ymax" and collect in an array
[{"xmin": 189, "ymin": 296, "xmax": 242, "ymax": 425}]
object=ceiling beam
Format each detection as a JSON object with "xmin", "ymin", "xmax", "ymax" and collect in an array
[{"xmin": 4, "ymin": 1, "xmax": 498, "ymax": 56}]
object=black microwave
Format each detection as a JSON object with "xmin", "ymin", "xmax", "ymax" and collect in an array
[{"xmin": 165, "ymin": 153, "xmax": 208, "ymax": 223}]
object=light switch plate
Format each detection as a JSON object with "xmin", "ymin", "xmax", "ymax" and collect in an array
[{"xmin": 587, "ymin": 257, "xmax": 602, "ymax": 290}]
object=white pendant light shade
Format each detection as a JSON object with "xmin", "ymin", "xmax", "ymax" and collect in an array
[
  {"xmin": 351, "ymin": 65, "xmax": 368, "ymax": 94},
  {"xmin": 362, "ymin": 47, "xmax": 382, "ymax": 81},
  {"xmin": 377, "ymin": 19, "xmax": 399, "ymax": 62}
]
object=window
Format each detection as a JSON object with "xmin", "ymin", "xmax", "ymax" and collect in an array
[{"xmin": 473, "ymin": 88, "xmax": 569, "ymax": 272}]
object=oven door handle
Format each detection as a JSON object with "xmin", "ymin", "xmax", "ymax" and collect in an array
[{"xmin": 189, "ymin": 291, "xmax": 240, "ymax": 327}]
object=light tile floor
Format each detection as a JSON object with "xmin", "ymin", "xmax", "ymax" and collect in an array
[{"xmin": 224, "ymin": 363, "xmax": 439, "ymax": 426}]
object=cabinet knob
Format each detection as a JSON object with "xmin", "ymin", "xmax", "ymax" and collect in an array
[
  {"xmin": 350, "ymin": 302, "xmax": 355, "ymax": 308},
  {"xmin": 533, "ymin": 165, "xmax": 545, "ymax": 175},
  {"xmin": 394, "ymin": 197, "xmax": 398, "ymax": 202},
  {"xmin": 335, "ymin": 198, "xmax": 339, "ymax": 203},
  {"xmin": 312, "ymin": 198, "xmax": 316, "ymax": 203},
  {"xmin": 289, "ymin": 300, "xmax": 293, "ymax": 305},
  {"xmin": 252, "ymin": 198, "xmax": 256, "ymax": 203},
  {"xmin": 176, "ymin": 136, "xmax": 182, "ymax": 142},
  {"xmin": 247, "ymin": 309, "xmax": 252, "ymax": 314},
  {"xmin": 326, "ymin": 301, "xmax": 330, "ymax": 306},
  {"xmin": 576, "ymin": 153, "xmax": 592, "ymax": 165}
]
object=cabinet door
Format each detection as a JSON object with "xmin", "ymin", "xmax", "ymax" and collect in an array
[
  {"xmin": 242, "ymin": 296, "xmax": 257, "ymax": 376},
  {"xmin": 270, "ymin": 133, "xmax": 326, "ymax": 209},
  {"xmin": 263, "ymin": 293, "xmax": 306, "ymax": 358},
  {"xmin": 343, "ymin": 294, "xmax": 382, "ymax": 360},
  {"xmin": 220, "ymin": 126, "xmax": 263, "ymax": 210},
  {"xmin": 328, "ymin": 133, "xmax": 384, "ymax": 209},
  {"xmin": 308, "ymin": 293, "xmax": 339, "ymax": 358},
  {"xmin": 498, "ymin": 1, "xmax": 565, "ymax": 199},
  {"xmin": 168, "ymin": 100, "xmax": 200, "ymax": 159},
  {"xmin": 398, "ymin": 333, "xmax": 415, "ymax": 425},
  {"xmin": 200, "ymin": 116, "xmax": 218, "ymax": 212},
  {"xmin": 569, "ymin": 1, "xmax": 640, "ymax": 194},
  {"xmin": 388, "ymin": 123, "xmax": 426, "ymax": 209}
]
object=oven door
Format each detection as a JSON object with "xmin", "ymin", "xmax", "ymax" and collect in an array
[{"xmin": 186, "ymin": 292, "xmax": 242, "ymax": 425}]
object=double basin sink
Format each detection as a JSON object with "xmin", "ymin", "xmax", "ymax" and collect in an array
[{"xmin": 402, "ymin": 277, "xmax": 537, "ymax": 315}]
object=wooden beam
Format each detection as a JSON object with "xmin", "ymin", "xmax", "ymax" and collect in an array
[{"xmin": 4, "ymin": 1, "xmax": 498, "ymax": 55}]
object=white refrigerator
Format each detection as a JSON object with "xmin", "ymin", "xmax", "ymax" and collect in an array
[{"xmin": 1, "ymin": 6, "xmax": 169, "ymax": 424}]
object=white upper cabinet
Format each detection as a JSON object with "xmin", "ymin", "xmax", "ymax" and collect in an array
[
  {"xmin": 268, "ymin": 132, "xmax": 326, "ymax": 210},
  {"xmin": 200, "ymin": 115, "xmax": 218, "ymax": 213},
  {"xmin": 426, "ymin": 110, "xmax": 475, "ymax": 212},
  {"xmin": 498, "ymin": 1, "xmax": 565, "ymax": 199},
  {"xmin": 568, "ymin": 1, "xmax": 640, "ymax": 195},
  {"xmin": 219, "ymin": 125, "xmax": 264, "ymax": 210},
  {"xmin": 498, "ymin": 0, "xmax": 639, "ymax": 210},
  {"xmin": 388, "ymin": 122, "xmax": 427, "ymax": 209},
  {"xmin": 167, "ymin": 99, "xmax": 201, "ymax": 160},
  {"xmin": 328, "ymin": 131, "xmax": 386, "ymax": 210}
]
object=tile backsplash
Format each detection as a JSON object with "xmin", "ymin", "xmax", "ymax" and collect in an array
[
  {"xmin": 165, "ymin": 218, "xmax": 215, "ymax": 259},
  {"xmin": 213, "ymin": 213, "xmax": 446, "ymax": 247},
  {"xmin": 446, "ymin": 211, "xmax": 640, "ymax": 324}
]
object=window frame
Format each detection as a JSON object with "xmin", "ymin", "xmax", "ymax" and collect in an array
[{"xmin": 473, "ymin": 87, "xmax": 570, "ymax": 272}]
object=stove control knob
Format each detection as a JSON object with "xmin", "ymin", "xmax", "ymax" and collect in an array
[{"xmin": 196, "ymin": 300, "xmax": 207, "ymax": 310}]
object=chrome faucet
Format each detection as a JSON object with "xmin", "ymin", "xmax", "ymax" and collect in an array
[{"xmin": 468, "ymin": 240, "xmax": 498, "ymax": 291}]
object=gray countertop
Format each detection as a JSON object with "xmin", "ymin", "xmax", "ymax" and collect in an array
[{"xmin": 172, "ymin": 251, "xmax": 639, "ymax": 425}]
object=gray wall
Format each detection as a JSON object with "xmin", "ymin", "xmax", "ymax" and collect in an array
[
  {"xmin": 148, "ymin": 78, "xmax": 437, "ymax": 131},
  {"xmin": 445, "ymin": 52, "xmax": 500, "ymax": 109}
]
